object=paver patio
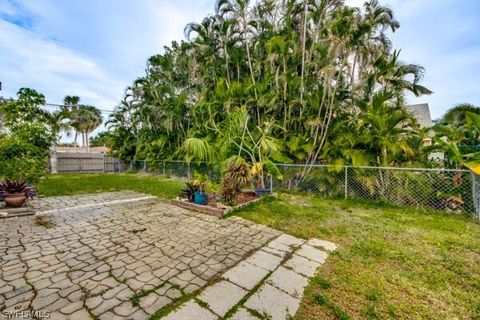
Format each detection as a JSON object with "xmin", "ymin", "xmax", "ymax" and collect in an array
[{"xmin": 0, "ymin": 192, "xmax": 335, "ymax": 319}]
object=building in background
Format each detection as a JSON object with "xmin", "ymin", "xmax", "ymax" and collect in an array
[
  {"xmin": 56, "ymin": 146, "xmax": 109, "ymax": 153},
  {"xmin": 407, "ymin": 103, "xmax": 433, "ymax": 128},
  {"xmin": 407, "ymin": 103, "xmax": 443, "ymax": 160}
]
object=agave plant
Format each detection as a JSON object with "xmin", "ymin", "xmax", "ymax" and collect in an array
[{"xmin": 0, "ymin": 180, "xmax": 37, "ymax": 200}]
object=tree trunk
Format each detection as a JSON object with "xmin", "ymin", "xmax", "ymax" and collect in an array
[
  {"xmin": 299, "ymin": 1, "xmax": 308, "ymax": 103},
  {"xmin": 86, "ymin": 132, "xmax": 90, "ymax": 152},
  {"xmin": 74, "ymin": 131, "xmax": 78, "ymax": 148},
  {"xmin": 50, "ymin": 144, "xmax": 58, "ymax": 174},
  {"xmin": 81, "ymin": 132, "xmax": 85, "ymax": 148},
  {"xmin": 242, "ymin": 15, "xmax": 259, "ymax": 123}
]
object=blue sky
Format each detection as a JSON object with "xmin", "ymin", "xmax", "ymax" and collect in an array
[{"xmin": 0, "ymin": 0, "xmax": 479, "ymax": 140}]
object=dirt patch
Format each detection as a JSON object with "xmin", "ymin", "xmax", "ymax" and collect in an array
[{"xmin": 236, "ymin": 191, "xmax": 259, "ymax": 205}]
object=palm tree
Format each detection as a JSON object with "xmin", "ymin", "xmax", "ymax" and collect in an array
[
  {"xmin": 359, "ymin": 91, "xmax": 416, "ymax": 167},
  {"xmin": 73, "ymin": 105, "xmax": 103, "ymax": 152},
  {"xmin": 45, "ymin": 110, "xmax": 71, "ymax": 174},
  {"xmin": 105, "ymin": 0, "xmax": 432, "ymax": 172},
  {"xmin": 63, "ymin": 95, "xmax": 81, "ymax": 148},
  {"xmin": 439, "ymin": 103, "xmax": 480, "ymax": 127}
]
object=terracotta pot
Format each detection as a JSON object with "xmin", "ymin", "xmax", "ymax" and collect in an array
[{"xmin": 5, "ymin": 193, "xmax": 26, "ymax": 208}]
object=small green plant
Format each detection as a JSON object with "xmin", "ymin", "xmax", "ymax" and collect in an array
[{"xmin": 34, "ymin": 216, "xmax": 56, "ymax": 228}]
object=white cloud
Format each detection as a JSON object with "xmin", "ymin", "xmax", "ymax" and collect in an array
[
  {"xmin": 0, "ymin": 0, "xmax": 479, "ymax": 135},
  {"xmin": 346, "ymin": 0, "xmax": 480, "ymax": 119},
  {"xmin": 0, "ymin": 0, "xmax": 214, "ymax": 141}
]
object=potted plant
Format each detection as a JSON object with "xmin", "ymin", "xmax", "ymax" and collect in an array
[
  {"xmin": 179, "ymin": 175, "xmax": 210, "ymax": 205},
  {"xmin": 0, "ymin": 180, "xmax": 37, "ymax": 208},
  {"xmin": 193, "ymin": 179, "xmax": 208, "ymax": 205},
  {"xmin": 179, "ymin": 181, "xmax": 198, "ymax": 203}
]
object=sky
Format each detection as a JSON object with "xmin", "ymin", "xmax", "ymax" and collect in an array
[{"xmin": 0, "ymin": 0, "xmax": 479, "ymax": 140}]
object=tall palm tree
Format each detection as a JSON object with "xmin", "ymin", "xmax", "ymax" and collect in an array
[
  {"xmin": 45, "ymin": 110, "xmax": 71, "ymax": 173},
  {"xmin": 73, "ymin": 105, "xmax": 103, "ymax": 152},
  {"xmin": 63, "ymin": 95, "xmax": 81, "ymax": 148}
]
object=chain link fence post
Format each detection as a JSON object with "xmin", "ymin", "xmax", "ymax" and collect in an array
[
  {"xmin": 473, "ymin": 171, "xmax": 480, "ymax": 220},
  {"xmin": 344, "ymin": 166, "xmax": 348, "ymax": 199}
]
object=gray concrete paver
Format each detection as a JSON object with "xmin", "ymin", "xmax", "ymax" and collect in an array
[{"xmin": 1, "ymin": 191, "xmax": 280, "ymax": 319}]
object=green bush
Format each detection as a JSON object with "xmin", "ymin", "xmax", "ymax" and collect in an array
[{"xmin": 0, "ymin": 135, "xmax": 49, "ymax": 183}]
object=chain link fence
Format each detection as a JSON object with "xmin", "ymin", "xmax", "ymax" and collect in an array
[
  {"xmin": 106, "ymin": 160, "xmax": 223, "ymax": 182},
  {"xmin": 273, "ymin": 164, "xmax": 475, "ymax": 215},
  {"xmin": 473, "ymin": 173, "xmax": 480, "ymax": 220},
  {"xmin": 52, "ymin": 157, "xmax": 479, "ymax": 217}
]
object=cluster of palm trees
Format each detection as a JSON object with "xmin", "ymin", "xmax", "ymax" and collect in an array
[
  {"xmin": 107, "ymin": 0, "xmax": 432, "ymax": 169},
  {"xmin": 62, "ymin": 95, "xmax": 103, "ymax": 151}
]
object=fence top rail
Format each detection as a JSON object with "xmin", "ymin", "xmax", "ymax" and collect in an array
[
  {"xmin": 274, "ymin": 163, "xmax": 470, "ymax": 173},
  {"xmin": 122, "ymin": 159, "xmax": 471, "ymax": 174}
]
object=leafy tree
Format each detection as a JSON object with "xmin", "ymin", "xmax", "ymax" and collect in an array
[
  {"xmin": 106, "ymin": 0, "xmax": 431, "ymax": 175},
  {"xmin": 69, "ymin": 105, "xmax": 103, "ymax": 151},
  {"xmin": 62, "ymin": 95, "xmax": 81, "ymax": 147},
  {"xmin": 438, "ymin": 103, "xmax": 480, "ymax": 127},
  {"xmin": 432, "ymin": 111, "xmax": 480, "ymax": 169},
  {"xmin": 89, "ymin": 131, "xmax": 113, "ymax": 147}
]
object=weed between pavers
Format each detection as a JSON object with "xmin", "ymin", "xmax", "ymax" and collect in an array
[
  {"xmin": 34, "ymin": 216, "xmax": 56, "ymax": 228},
  {"xmin": 194, "ymin": 298, "xmax": 209, "ymax": 309},
  {"xmin": 146, "ymin": 267, "xmax": 241, "ymax": 319},
  {"xmin": 220, "ymin": 270, "xmax": 274, "ymax": 320},
  {"xmin": 129, "ymin": 227, "xmax": 147, "ymax": 234},
  {"xmin": 130, "ymin": 280, "xmax": 170, "ymax": 307},
  {"xmin": 147, "ymin": 283, "xmax": 197, "ymax": 320}
]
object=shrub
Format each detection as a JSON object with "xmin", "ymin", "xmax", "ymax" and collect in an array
[
  {"xmin": 0, "ymin": 136, "xmax": 48, "ymax": 183},
  {"xmin": 221, "ymin": 161, "xmax": 252, "ymax": 206}
]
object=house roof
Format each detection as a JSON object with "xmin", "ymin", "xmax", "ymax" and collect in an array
[
  {"xmin": 407, "ymin": 103, "xmax": 433, "ymax": 128},
  {"xmin": 57, "ymin": 146, "xmax": 110, "ymax": 153}
]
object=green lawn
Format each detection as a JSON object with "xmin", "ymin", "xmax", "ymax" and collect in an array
[
  {"xmin": 235, "ymin": 194, "xmax": 480, "ymax": 320},
  {"xmin": 37, "ymin": 173, "xmax": 184, "ymax": 199},
  {"xmin": 37, "ymin": 173, "xmax": 480, "ymax": 319}
]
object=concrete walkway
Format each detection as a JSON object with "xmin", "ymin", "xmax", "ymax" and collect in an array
[
  {"xmin": 164, "ymin": 234, "xmax": 336, "ymax": 320},
  {"xmin": 1, "ymin": 192, "xmax": 336, "ymax": 320}
]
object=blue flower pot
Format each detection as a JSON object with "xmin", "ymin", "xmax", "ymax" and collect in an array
[{"xmin": 194, "ymin": 191, "xmax": 208, "ymax": 205}]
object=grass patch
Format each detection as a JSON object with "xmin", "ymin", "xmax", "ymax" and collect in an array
[
  {"xmin": 37, "ymin": 173, "xmax": 184, "ymax": 199},
  {"xmin": 234, "ymin": 193, "xmax": 480, "ymax": 319},
  {"xmin": 313, "ymin": 294, "xmax": 350, "ymax": 320}
]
